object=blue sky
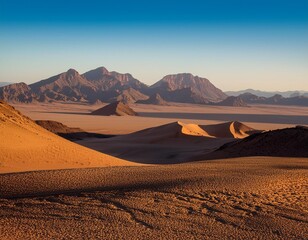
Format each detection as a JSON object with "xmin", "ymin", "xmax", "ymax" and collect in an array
[{"xmin": 0, "ymin": 0, "xmax": 307, "ymax": 91}]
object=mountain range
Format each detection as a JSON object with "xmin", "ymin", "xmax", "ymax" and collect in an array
[
  {"xmin": 0, "ymin": 67, "xmax": 227, "ymax": 104},
  {"xmin": 1, "ymin": 67, "xmax": 307, "ymax": 107},
  {"xmin": 225, "ymin": 89, "xmax": 308, "ymax": 98},
  {"xmin": 234, "ymin": 93, "xmax": 308, "ymax": 106}
]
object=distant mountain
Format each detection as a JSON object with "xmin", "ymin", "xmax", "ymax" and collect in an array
[
  {"xmin": 0, "ymin": 67, "xmax": 148, "ymax": 103},
  {"xmin": 211, "ymin": 96, "xmax": 248, "ymax": 107},
  {"xmin": 237, "ymin": 93, "xmax": 308, "ymax": 106},
  {"xmin": 269, "ymin": 95, "xmax": 308, "ymax": 106},
  {"xmin": 30, "ymin": 69, "xmax": 98, "ymax": 102},
  {"xmin": 136, "ymin": 93, "xmax": 168, "ymax": 105},
  {"xmin": 82, "ymin": 67, "xmax": 148, "ymax": 93},
  {"xmin": 91, "ymin": 101, "xmax": 137, "ymax": 116},
  {"xmin": 1, "ymin": 68, "xmax": 307, "ymax": 107},
  {"xmin": 0, "ymin": 68, "xmax": 227, "ymax": 105},
  {"xmin": 225, "ymin": 89, "xmax": 308, "ymax": 98},
  {"xmin": 159, "ymin": 87, "xmax": 211, "ymax": 104},
  {"xmin": 112, "ymin": 87, "xmax": 148, "ymax": 104},
  {"xmin": 0, "ymin": 82, "xmax": 13, "ymax": 87},
  {"xmin": 237, "ymin": 92, "xmax": 265, "ymax": 102},
  {"xmin": 149, "ymin": 73, "xmax": 227, "ymax": 104},
  {"xmin": 0, "ymin": 82, "xmax": 35, "ymax": 103},
  {"xmin": 290, "ymin": 91, "xmax": 301, "ymax": 97}
]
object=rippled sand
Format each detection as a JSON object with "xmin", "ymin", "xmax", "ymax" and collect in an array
[{"xmin": 1, "ymin": 157, "xmax": 307, "ymax": 239}]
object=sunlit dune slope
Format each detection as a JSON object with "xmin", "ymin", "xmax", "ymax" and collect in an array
[
  {"xmin": 115, "ymin": 121, "xmax": 258, "ymax": 143},
  {"xmin": 113, "ymin": 121, "xmax": 212, "ymax": 143},
  {"xmin": 80, "ymin": 121, "xmax": 259, "ymax": 164},
  {"xmin": 201, "ymin": 121, "xmax": 261, "ymax": 139},
  {"xmin": 0, "ymin": 101, "xmax": 135, "ymax": 173}
]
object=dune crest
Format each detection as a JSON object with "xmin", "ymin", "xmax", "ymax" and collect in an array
[
  {"xmin": 122, "ymin": 121, "xmax": 211, "ymax": 141},
  {"xmin": 91, "ymin": 101, "xmax": 137, "ymax": 116},
  {"xmin": 201, "ymin": 121, "xmax": 260, "ymax": 139},
  {"xmin": 0, "ymin": 101, "xmax": 135, "ymax": 173},
  {"xmin": 177, "ymin": 121, "xmax": 211, "ymax": 137},
  {"xmin": 113, "ymin": 121, "xmax": 258, "ymax": 143}
]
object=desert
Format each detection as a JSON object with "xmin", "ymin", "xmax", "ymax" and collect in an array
[
  {"xmin": 0, "ymin": 98, "xmax": 307, "ymax": 239},
  {"xmin": 1, "ymin": 1, "xmax": 308, "ymax": 238}
]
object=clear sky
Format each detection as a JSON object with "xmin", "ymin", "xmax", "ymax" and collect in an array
[{"xmin": 0, "ymin": 0, "xmax": 307, "ymax": 91}]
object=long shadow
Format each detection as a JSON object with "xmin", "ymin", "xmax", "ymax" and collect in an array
[
  {"xmin": 138, "ymin": 112, "xmax": 308, "ymax": 125},
  {"xmin": 0, "ymin": 168, "xmax": 193, "ymax": 199},
  {"xmin": 59, "ymin": 132, "xmax": 115, "ymax": 141},
  {"xmin": 31, "ymin": 111, "xmax": 308, "ymax": 125},
  {"xmin": 32, "ymin": 111, "xmax": 90, "ymax": 115}
]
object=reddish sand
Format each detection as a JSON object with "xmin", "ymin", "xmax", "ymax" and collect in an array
[
  {"xmin": 0, "ymin": 101, "xmax": 136, "ymax": 173},
  {"xmin": 0, "ymin": 101, "xmax": 307, "ymax": 239},
  {"xmin": 12, "ymin": 102, "xmax": 308, "ymax": 134}
]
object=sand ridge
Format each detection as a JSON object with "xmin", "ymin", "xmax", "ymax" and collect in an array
[
  {"xmin": 91, "ymin": 101, "xmax": 138, "ymax": 116},
  {"xmin": 0, "ymin": 101, "xmax": 307, "ymax": 239},
  {"xmin": 76, "ymin": 121, "xmax": 257, "ymax": 164},
  {"xmin": 0, "ymin": 101, "xmax": 137, "ymax": 173},
  {"xmin": 10, "ymin": 102, "xmax": 308, "ymax": 135},
  {"xmin": 115, "ymin": 120, "xmax": 257, "ymax": 142},
  {"xmin": 201, "ymin": 121, "xmax": 261, "ymax": 139}
]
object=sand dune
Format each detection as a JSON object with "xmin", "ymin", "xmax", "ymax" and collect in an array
[
  {"xmin": 77, "ymin": 121, "xmax": 258, "ymax": 164},
  {"xmin": 91, "ymin": 101, "xmax": 137, "ymax": 116},
  {"xmin": 115, "ymin": 121, "xmax": 256, "ymax": 142},
  {"xmin": 98, "ymin": 121, "xmax": 259, "ymax": 148},
  {"xmin": 35, "ymin": 119, "xmax": 115, "ymax": 141},
  {"xmin": 200, "ymin": 121, "xmax": 261, "ymax": 139},
  {"xmin": 121, "ymin": 121, "xmax": 210, "ymax": 142},
  {"xmin": 35, "ymin": 120, "xmax": 83, "ymax": 134},
  {"xmin": 0, "ymin": 101, "xmax": 135, "ymax": 173},
  {"xmin": 0, "ymin": 100, "xmax": 307, "ymax": 239},
  {"xmin": 11, "ymin": 102, "xmax": 308, "ymax": 135},
  {"xmin": 203, "ymin": 126, "xmax": 308, "ymax": 159}
]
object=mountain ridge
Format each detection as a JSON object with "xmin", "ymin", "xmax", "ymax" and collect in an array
[
  {"xmin": 226, "ymin": 89, "xmax": 308, "ymax": 98},
  {"xmin": 0, "ymin": 67, "xmax": 226, "ymax": 104},
  {"xmin": 150, "ymin": 73, "xmax": 227, "ymax": 103}
]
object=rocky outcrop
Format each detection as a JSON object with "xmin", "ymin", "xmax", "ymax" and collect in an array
[
  {"xmin": 136, "ymin": 93, "xmax": 168, "ymax": 105},
  {"xmin": 211, "ymin": 96, "xmax": 248, "ymax": 107},
  {"xmin": 150, "ymin": 73, "xmax": 227, "ymax": 103}
]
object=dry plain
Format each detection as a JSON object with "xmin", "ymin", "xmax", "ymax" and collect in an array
[
  {"xmin": 13, "ymin": 102, "xmax": 308, "ymax": 134},
  {"xmin": 0, "ymin": 102, "xmax": 307, "ymax": 239}
]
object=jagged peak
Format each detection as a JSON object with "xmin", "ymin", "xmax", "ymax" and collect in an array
[
  {"xmin": 94, "ymin": 66, "xmax": 110, "ymax": 74},
  {"xmin": 65, "ymin": 68, "xmax": 79, "ymax": 76},
  {"xmin": 163, "ymin": 73, "xmax": 194, "ymax": 78}
]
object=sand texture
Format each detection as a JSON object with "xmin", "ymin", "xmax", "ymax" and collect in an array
[
  {"xmin": 11, "ymin": 102, "xmax": 308, "ymax": 134},
  {"xmin": 0, "ymin": 101, "xmax": 136, "ymax": 173},
  {"xmin": 0, "ymin": 157, "xmax": 307, "ymax": 239},
  {"xmin": 1, "ymin": 101, "xmax": 307, "ymax": 239},
  {"xmin": 76, "ymin": 121, "xmax": 261, "ymax": 164}
]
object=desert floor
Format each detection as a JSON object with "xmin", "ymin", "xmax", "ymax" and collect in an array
[
  {"xmin": 13, "ymin": 102, "xmax": 308, "ymax": 134},
  {"xmin": 1, "ymin": 103, "xmax": 307, "ymax": 239},
  {"xmin": 1, "ymin": 157, "xmax": 307, "ymax": 239}
]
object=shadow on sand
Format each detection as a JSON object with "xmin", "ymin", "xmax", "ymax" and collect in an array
[
  {"xmin": 32, "ymin": 111, "xmax": 308, "ymax": 125},
  {"xmin": 138, "ymin": 112, "xmax": 308, "ymax": 125}
]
